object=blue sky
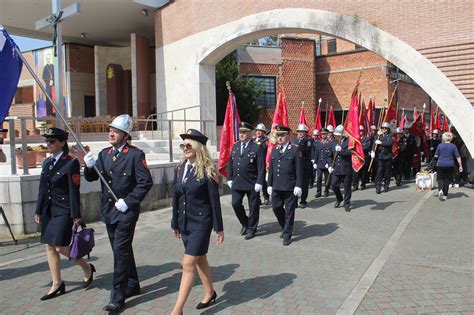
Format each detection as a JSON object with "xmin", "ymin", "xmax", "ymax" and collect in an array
[{"xmin": 11, "ymin": 35, "xmax": 51, "ymax": 52}]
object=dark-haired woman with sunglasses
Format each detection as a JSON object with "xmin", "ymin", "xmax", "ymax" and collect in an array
[
  {"xmin": 35, "ymin": 128, "xmax": 95, "ymax": 301},
  {"xmin": 171, "ymin": 129, "xmax": 224, "ymax": 314}
]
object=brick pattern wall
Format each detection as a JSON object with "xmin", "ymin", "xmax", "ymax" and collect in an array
[
  {"xmin": 66, "ymin": 44, "xmax": 94, "ymax": 74},
  {"xmin": 7, "ymin": 103, "xmax": 36, "ymax": 137}
]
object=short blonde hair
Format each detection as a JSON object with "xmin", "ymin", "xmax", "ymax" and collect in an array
[{"xmin": 442, "ymin": 132, "xmax": 453, "ymax": 143}]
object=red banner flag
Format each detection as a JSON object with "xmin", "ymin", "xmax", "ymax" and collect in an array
[
  {"xmin": 313, "ymin": 104, "xmax": 322, "ymax": 134},
  {"xmin": 383, "ymin": 87, "xmax": 398, "ymax": 130},
  {"xmin": 360, "ymin": 98, "xmax": 368, "ymax": 131},
  {"xmin": 409, "ymin": 113, "xmax": 425, "ymax": 137},
  {"xmin": 435, "ymin": 106, "xmax": 441, "ymax": 130},
  {"xmin": 429, "ymin": 106, "xmax": 435, "ymax": 133},
  {"xmin": 326, "ymin": 105, "xmax": 336, "ymax": 128},
  {"xmin": 218, "ymin": 92, "xmax": 240, "ymax": 177},
  {"xmin": 344, "ymin": 81, "xmax": 365, "ymax": 172},
  {"xmin": 366, "ymin": 98, "xmax": 374, "ymax": 127},
  {"xmin": 266, "ymin": 85, "xmax": 289, "ymax": 168},
  {"xmin": 298, "ymin": 105, "xmax": 309, "ymax": 129},
  {"xmin": 400, "ymin": 110, "xmax": 407, "ymax": 129},
  {"xmin": 442, "ymin": 115, "xmax": 450, "ymax": 132}
]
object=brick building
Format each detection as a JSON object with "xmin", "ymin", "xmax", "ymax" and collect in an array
[{"xmin": 238, "ymin": 34, "xmax": 433, "ymax": 130}]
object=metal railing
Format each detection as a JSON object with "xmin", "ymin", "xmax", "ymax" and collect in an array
[{"xmin": 145, "ymin": 105, "xmax": 203, "ymax": 140}]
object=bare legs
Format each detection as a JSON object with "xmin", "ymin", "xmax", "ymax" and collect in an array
[
  {"xmin": 44, "ymin": 244, "xmax": 92, "ymax": 293},
  {"xmin": 171, "ymin": 255, "xmax": 215, "ymax": 315}
]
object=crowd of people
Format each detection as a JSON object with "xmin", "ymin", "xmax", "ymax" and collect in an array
[{"xmin": 33, "ymin": 114, "xmax": 469, "ymax": 313}]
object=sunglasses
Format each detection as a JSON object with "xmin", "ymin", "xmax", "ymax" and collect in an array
[
  {"xmin": 45, "ymin": 138, "xmax": 58, "ymax": 144},
  {"xmin": 179, "ymin": 143, "xmax": 193, "ymax": 151}
]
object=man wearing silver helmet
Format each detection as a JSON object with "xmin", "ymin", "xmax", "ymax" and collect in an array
[
  {"xmin": 83, "ymin": 114, "xmax": 153, "ymax": 312},
  {"xmin": 370, "ymin": 122, "xmax": 394, "ymax": 194},
  {"xmin": 296, "ymin": 123, "xmax": 313, "ymax": 208},
  {"xmin": 253, "ymin": 123, "xmax": 270, "ymax": 205}
]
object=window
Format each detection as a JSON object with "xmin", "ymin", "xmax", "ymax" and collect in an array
[
  {"xmin": 247, "ymin": 75, "xmax": 276, "ymax": 108},
  {"xmin": 327, "ymin": 39, "xmax": 337, "ymax": 54}
]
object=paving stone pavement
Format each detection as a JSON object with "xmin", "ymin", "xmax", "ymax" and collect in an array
[{"xmin": 0, "ymin": 181, "xmax": 472, "ymax": 314}]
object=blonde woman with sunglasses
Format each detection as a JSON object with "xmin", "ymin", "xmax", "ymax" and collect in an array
[{"xmin": 171, "ymin": 129, "xmax": 224, "ymax": 314}]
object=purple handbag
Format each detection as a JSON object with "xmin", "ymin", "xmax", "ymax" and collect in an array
[{"xmin": 69, "ymin": 223, "xmax": 95, "ymax": 260}]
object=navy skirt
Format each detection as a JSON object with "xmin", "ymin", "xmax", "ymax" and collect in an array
[
  {"xmin": 181, "ymin": 230, "xmax": 211, "ymax": 256},
  {"xmin": 41, "ymin": 214, "xmax": 73, "ymax": 247}
]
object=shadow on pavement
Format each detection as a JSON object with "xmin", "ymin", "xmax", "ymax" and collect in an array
[
  {"xmin": 292, "ymin": 221, "xmax": 339, "ymax": 242},
  {"xmin": 201, "ymin": 273, "xmax": 297, "ymax": 314},
  {"xmin": 125, "ymin": 263, "xmax": 239, "ymax": 308},
  {"xmin": 350, "ymin": 199, "xmax": 404, "ymax": 211},
  {"xmin": 447, "ymin": 192, "xmax": 469, "ymax": 199}
]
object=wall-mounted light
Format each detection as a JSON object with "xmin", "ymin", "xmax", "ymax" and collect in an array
[
  {"xmin": 141, "ymin": 9, "xmax": 149, "ymax": 16},
  {"xmin": 80, "ymin": 32, "xmax": 87, "ymax": 39}
]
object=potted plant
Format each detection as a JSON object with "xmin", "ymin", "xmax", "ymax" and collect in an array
[
  {"xmin": 15, "ymin": 146, "xmax": 37, "ymax": 169},
  {"xmin": 32, "ymin": 144, "xmax": 48, "ymax": 166}
]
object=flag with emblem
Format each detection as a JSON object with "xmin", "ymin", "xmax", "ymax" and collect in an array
[
  {"xmin": 344, "ymin": 80, "xmax": 365, "ymax": 172},
  {"xmin": 0, "ymin": 27, "xmax": 23, "ymax": 125},
  {"xmin": 266, "ymin": 84, "xmax": 288, "ymax": 168},
  {"xmin": 218, "ymin": 91, "xmax": 240, "ymax": 177}
]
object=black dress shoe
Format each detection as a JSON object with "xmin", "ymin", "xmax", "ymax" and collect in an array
[
  {"xmin": 125, "ymin": 287, "xmax": 141, "ymax": 298},
  {"xmin": 384, "ymin": 187, "xmax": 389, "ymax": 192},
  {"xmin": 40, "ymin": 282, "xmax": 65, "ymax": 301},
  {"xmin": 299, "ymin": 202, "xmax": 307, "ymax": 209},
  {"xmin": 376, "ymin": 189, "xmax": 381, "ymax": 194},
  {"xmin": 196, "ymin": 291, "xmax": 217, "ymax": 309},
  {"xmin": 334, "ymin": 200, "xmax": 341, "ymax": 208},
  {"xmin": 244, "ymin": 232, "xmax": 255, "ymax": 240},
  {"xmin": 324, "ymin": 191, "xmax": 329, "ymax": 197},
  {"xmin": 282, "ymin": 237, "xmax": 292, "ymax": 246},
  {"xmin": 103, "ymin": 302, "xmax": 124, "ymax": 312},
  {"xmin": 83, "ymin": 263, "xmax": 96, "ymax": 289},
  {"xmin": 240, "ymin": 226, "xmax": 248, "ymax": 235},
  {"xmin": 345, "ymin": 205, "xmax": 351, "ymax": 212},
  {"xmin": 315, "ymin": 192, "xmax": 321, "ymax": 198}
]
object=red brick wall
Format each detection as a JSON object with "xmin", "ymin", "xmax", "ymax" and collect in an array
[{"xmin": 66, "ymin": 44, "xmax": 94, "ymax": 74}]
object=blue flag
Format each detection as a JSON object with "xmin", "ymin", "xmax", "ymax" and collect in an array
[{"xmin": 0, "ymin": 27, "xmax": 23, "ymax": 125}]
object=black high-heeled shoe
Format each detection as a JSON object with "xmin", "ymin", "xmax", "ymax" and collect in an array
[
  {"xmin": 83, "ymin": 263, "xmax": 96, "ymax": 289},
  {"xmin": 40, "ymin": 281, "xmax": 65, "ymax": 301},
  {"xmin": 196, "ymin": 290, "xmax": 217, "ymax": 309}
]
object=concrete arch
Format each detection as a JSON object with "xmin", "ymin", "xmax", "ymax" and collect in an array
[{"xmin": 156, "ymin": 8, "xmax": 473, "ymax": 152}]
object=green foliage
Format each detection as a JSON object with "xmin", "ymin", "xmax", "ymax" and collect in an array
[{"xmin": 215, "ymin": 52, "xmax": 264, "ymax": 125}]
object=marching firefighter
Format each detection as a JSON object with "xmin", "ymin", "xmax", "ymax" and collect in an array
[
  {"xmin": 296, "ymin": 124, "xmax": 313, "ymax": 208},
  {"xmin": 328, "ymin": 125, "xmax": 353, "ymax": 212},
  {"xmin": 370, "ymin": 122, "xmax": 394, "ymax": 194}
]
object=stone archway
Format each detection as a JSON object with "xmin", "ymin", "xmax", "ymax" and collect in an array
[{"xmin": 155, "ymin": 8, "xmax": 473, "ymax": 153}]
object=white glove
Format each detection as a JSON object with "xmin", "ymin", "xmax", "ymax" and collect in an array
[
  {"xmin": 430, "ymin": 147, "xmax": 434, "ymax": 151},
  {"xmin": 324, "ymin": 163, "xmax": 329, "ymax": 169},
  {"xmin": 328, "ymin": 167, "xmax": 334, "ymax": 173},
  {"xmin": 313, "ymin": 163, "xmax": 317, "ymax": 169},
  {"xmin": 311, "ymin": 159, "xmax": 315, "ymax": 164},
  {"xmin": 115, "ymin": 198, "xmax": 128, "ymax": 213},
  {"xmin": 227, "ymin": 181, "xmax": 232, "ymax": 189},
  {"xmin": 293, "ymin": 187, "xmax": 302, "ymax": 197},
  {"xmin": 375, "ymin": 139, "xmax": 382, "ymax": 145},
  {"xmin": 414, "ymin": 154, "xmax": 418, "ymax": 157},
  {"xmin": 84, "ymin": 152, "xmax": 96, "ymax": 168},
  {"xmin": 267, "ymin": 186, "xmax": 273, "ymax": 195},
  {"xmin": 370, "ymin": 151, "xmax": 376, "ymax": 159},
  {"xmin": 254, "ymin": 183, "xmax": 262, "ymax": 193},
  {"xmin": 335, "ymin": 145, "xmax": 342, "ymax": 152},
  {"xmin": 420, "ymin": 151, "xmax": 424, "ymax": 157}
]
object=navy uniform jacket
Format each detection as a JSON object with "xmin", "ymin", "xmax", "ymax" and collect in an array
[
  {"xmin": 313, "ymin": 139, "xmax": 333, "ymax": 169},
  {"xmin": 268, "ymin": 142, "xmax": 303, "ymax": 191},
  {"xmin": 35, "ymin": 154, "xmax": 81, "ymax": 218},
  {"xmin": 429, "ymin": 138, "xmax": 441, "ymax": 153},
  {"xmin": 361, "ymin": 135, "xmax": 373, "ymax": 157},
  {"xmin": 227, "ymin": 140, "xmax": 265, "ymax": 190},
  {"xmin": 84, "ymin": 144, "xmax": 153, "ymax": 224},
  {"xmin": 254, "ymin": 136, "xmax": 268, "ymax": 156},
  {"xmin": 171, "ymin": 164, "xmax": 224, "ymax": 232},
  {"xmin": 329, "ymin": 138, "xmax": 353, "ymax": 176},
  {"xmin": 297, "ymin": 136, "xmax": 314, "ymax": 168},
  {"xmin": 398, "ymin": 134, "xmax": 416, "ymax": 157},
  {"xmin": 373, "ymin": 133, "xmax": 394, "ymax": 160}
]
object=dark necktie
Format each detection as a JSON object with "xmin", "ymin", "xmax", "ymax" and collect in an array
[{"xmin": 183, "ymin": 164, "xmax": 193, "ymax": 183}]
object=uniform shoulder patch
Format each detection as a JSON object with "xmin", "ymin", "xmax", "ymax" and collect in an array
[
  {"xmin": 72, "ymin": 173, "xmax": 81, "ymax": 186},
  {"xmin": 142, "ymin": 159, "xmax": 148, "ymax": 169}
]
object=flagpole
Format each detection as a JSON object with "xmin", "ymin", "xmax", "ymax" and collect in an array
[
  {"xmin": 13, "ymin": 45, "xmax": 119, "ymax": 201},
  {"xmin": 325, "ymin": 101, "xmax": 329, "ymax": 128}
]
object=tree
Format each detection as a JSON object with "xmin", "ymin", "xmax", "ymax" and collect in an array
[{"xmin": 215, "ymin": 52, "xmax": 264, "ymax": 125}]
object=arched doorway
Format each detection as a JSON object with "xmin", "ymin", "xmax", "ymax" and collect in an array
[{"xmin": 155, "ymin": 8, "xmax": 473, "ymax": 153}]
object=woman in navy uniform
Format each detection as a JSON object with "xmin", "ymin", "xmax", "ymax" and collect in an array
[
  {"xmin": 83, "ymin": 114, "xmax": 153, "ymax": 313},
  {"xmin": 171, "ymin": 129, "xmax": 224, "ymax": 314},
  {"xmin": 35, "ymin": 128, "xmax": 95, "ymax": 301}
]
